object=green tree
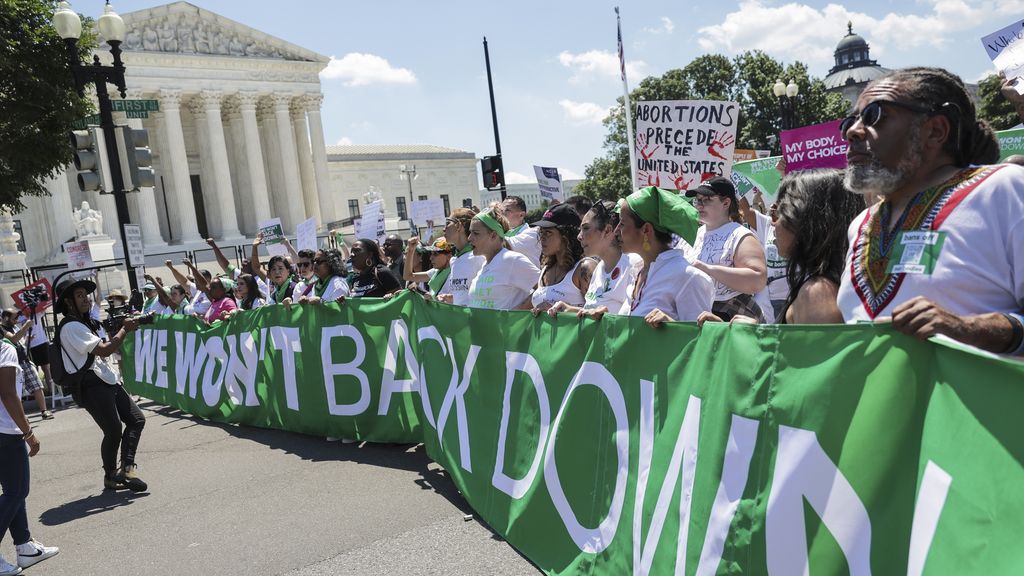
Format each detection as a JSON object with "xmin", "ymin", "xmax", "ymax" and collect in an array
[
  {"xmin": 0, "ymin": 0, "xmax": 94, "ymax": 211},
  {"xmin": 977, "ymin": 74, "xmax": 1019, "ymax": 131},
  {"xmin": 575, "ymin": 51, "xmax": 848, "ymax": 201}
]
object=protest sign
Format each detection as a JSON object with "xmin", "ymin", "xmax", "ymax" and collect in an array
[
  {"xmin": 410, "ymin": 199, "xmax": 445, "ymax": 227},
  {"xmin": 257, "ymin": 218, "xmax": 287, "ymax": 257},
  {"xmin": 982, "ymin": 18, "xmax": 1024, "ymax": 94},
  {"xmin": 63, "ymin": 240, "xmax": 94, "ymax": 270},
  {"xmin": 357, "ymin": 200, "xmax": 386, "ymax": 243},
  {"xmin": 123, "ymin": 224, "xmax": 144, "ymax": 267},
  {"xmin": 533, "ymin": 166, "xmax": 564, "ymax": 201},
  {"xmin": 780, "ymin": 120, "xmax": 847, "ymax": 173},
  {"xmin": 634, "ymin": 100, "xmax": 739, "ymax": 190},
  {"xmin": 732, "ymin": 149, "xmax": 771, "ymax": 162},
  {"xmin": 10, "ymin": 278, "xmax": 52, "ymax": 316},
  {"xmin": 997, "ymin": 127, "xmax": 1024, "ymax": 160},
  {"xmin": 732, "ymin": 155, "xmax": 782, "ymax": 200},
  {"xmin": 124, "ymin": 293, "xmax": 1024, "ymax": 576},
  {"xmin": 295, "ymin": 218, "xmax": 317, "ymax": 252}
]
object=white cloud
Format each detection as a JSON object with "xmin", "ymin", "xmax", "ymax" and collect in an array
[
  {"xmin": 697, "ymin": 0, "xmax": 1024, "ymax": 69},
  {"xmin": 644, "ymin": 16, "xmax": 675, "ymax": 35},
  {"xmin": 558, "ymin": 49, "xmax": 646, "ymax": 83},
  {"xmin": 504, "ymin": 171, "xmax": 535, "ymax": 185},
  {"xmin": 559, "ymin": 99, "xmax": 611, "ymax": 125},
  {"xmin": 561, "ymin": 168, "xmax": 583, "ymax": 180},
  {"xmin": 320, "ymin": 53, "xmax": 417, "ymax": 87},
  {"xmin": 335, "ymin": 137, "xmax": 353, "ymax": 145}
]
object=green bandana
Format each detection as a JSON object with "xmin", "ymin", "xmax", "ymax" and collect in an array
[
  {"xmin": 504, "ymin": 223, "xmax": 528, "ymax": 238},
  {"xmin": 623, "ymin": 186, "xmax": 701, "ymax": 245},
  {"xmin": 273, "ymin": 280, "xmax": 292, "ymax": 304},
  {"xmin": 428, "ymin": 267, "xmax": 451, "ymax": 297},
  {"xmin": 216, "ymin": 277, "xmax": 236, "ymax": 293},
  {"xmin": 476, "ymin": 210, "xmax": 506, "ymax": 237}
]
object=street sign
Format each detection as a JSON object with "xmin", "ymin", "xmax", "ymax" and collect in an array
[
  {"xmin": 124, "ymin": 223, "xmax": 143, "ymax": 267},
  {"xmin": 111, "ymin": 99, "xmax": 159, "ymax": 112},
  {"xmin": 125, "ymin": 110, "xmax": 149, "ymax": 119},
  {"xmin": 71, "ymin": 114, "xmax": 101, "ymax": 129}
]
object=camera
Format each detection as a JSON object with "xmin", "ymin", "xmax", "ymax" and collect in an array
[{"xmin": 102, "ymin": 308, "xmax": 157, "ymax": 335}]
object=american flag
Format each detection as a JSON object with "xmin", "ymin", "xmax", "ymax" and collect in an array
[{"xmin": 616, "ymin": 7, "xmax": 626, "ymax": 82}]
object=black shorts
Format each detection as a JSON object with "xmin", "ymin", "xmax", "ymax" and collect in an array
[{"xmin": 29, "ymin": 343, "xmax": 48, "ymax": 366}]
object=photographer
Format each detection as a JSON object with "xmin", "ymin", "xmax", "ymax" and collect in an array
[
  {"xmin": 54, "ymin": 278, "xmax": 147, "ymax": 492},
  {"xmin": 0, "ymin": 310, "xmax": 53, "ymax": 420}
]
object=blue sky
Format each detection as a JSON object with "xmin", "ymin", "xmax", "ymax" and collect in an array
[{"xmin": 76, "ymin": 0, "xmax": 1018, "ymax": 185}]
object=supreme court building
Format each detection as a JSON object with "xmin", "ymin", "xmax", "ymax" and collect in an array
[{"xmin": 18, "ymin": 1, "xmax": 480, "ymax": 267}]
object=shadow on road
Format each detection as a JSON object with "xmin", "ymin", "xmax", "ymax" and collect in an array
[{"xmin": 39, "ymin": 491, "xmax": 150, "ymax": 526}]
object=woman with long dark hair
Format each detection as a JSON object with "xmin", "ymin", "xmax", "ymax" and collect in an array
[
  {"xmin": 234, "ymin": 274, "xmax": 266, "ymax": 310},
  {"xmin": 293, "ymin": 248, "xmax": 353, "ymax": 303},
  {"xmin": 701, "ymin": 169, "xmax": 866, "ymax": 324},
  {"xmin": 530, "ymin": 204, "xmax": 596, "ymax": 312}
]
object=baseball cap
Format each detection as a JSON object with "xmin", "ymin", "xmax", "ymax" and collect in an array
[
  {"xmin": 532, "ymin": 203, "xmax": 582, "ymax": 228},
  {"xmin": 684, "ymin": 176, "xmax": 738, "ymax": 200}
]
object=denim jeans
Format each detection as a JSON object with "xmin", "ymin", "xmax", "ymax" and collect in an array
[{"xmin": 0, "ymin": 432, "xmax": 31, "ymax": 546}]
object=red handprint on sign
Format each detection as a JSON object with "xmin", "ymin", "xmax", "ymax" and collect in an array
[
  {"xmin": 707, "ymin": 132, "xmax": 735, "ymax": 161},
  {"xmin": 637, "ymin": 170, "xmax": 661, "ymax": 187},
  {"xmin": 636, "ymin": 132, "xmax": 661, "ymax": 160},
  {"xmin": 672, "ymin": 167, "xmax": 695, "ymax": 191}
]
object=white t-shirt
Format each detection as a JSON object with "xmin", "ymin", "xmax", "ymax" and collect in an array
[
  {"xmin": 231, "ymin": 267, "xmax": 271, "ymax": 299},
  {"xmin": 748, "ymin": 209, "xmax": 773, "ymax": 247},
  {"xmin": 532, "ymin": 260, "xmax": 588, "ymax": 308},
  {"xmin": 60, "ymin": 320, "xmax": 120, "ymax": 385},
  {"xmin": 686, "ymin": 222, "xmax": 774, "ymax": 322},
  {"xmin": 621, "ymin": 249, "xmax": 715, "ymax": 321},
  {"xmin": 764, "ymin": 225, "xmax": 791, "ymax": 303},
  {"xmin": 838, "ymin": 164, "xmax": 1024, "ymax": 322},
  {"xmin": 584, "ymin": 253, "xmax": 644, "ymax": 313},
  {"xmin": 506, "ymin": 224, "xmax": 542, "ymax": 268},
  {"xmin": 468, "ymin": 248, "xmax": 541, "ymax": 310},
  {"xmin": 315, "ymin": 276, "xmax": 350, "ymax": 303},
  {"xmin": 447, "ymin": 249, "xmax": 485, "ymax": 307},
  {"xmin": 25, "ymin": 314, "xmax": 48, "ymax": 348},
  {"xmin": 0, "ymin": 341, "xmax": 24, "ymax": 435},
  {"xmin": 191, "ymin": 290, "xmax": 211, "ymax": 316}
]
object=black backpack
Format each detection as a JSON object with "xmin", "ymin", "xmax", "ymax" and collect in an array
[{"xmin": 48, "ymin": 316, "xmax": 95, "ymax": 399}]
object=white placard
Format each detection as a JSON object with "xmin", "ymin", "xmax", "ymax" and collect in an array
[
  {"xmin": 257, "ymin": 217, "xmax": 287, "ymax": 257},
  {"xmin": 410, "ymin": 199, "xmax": 445, "ymax": 225},
  {"xmin": 63, "ymin": 240, "xmax": 94, "ymax": 270},
  {"xmin": 982, "ymin": 18, "xmax": 1024, "ymax": 94},
  {"xmin": 295, "ymin": 218, "xmax": 317, "ymax": 252},
  {"xmin": 634, "ymin": 100, "xmax": 740, "ymax": 190},
  {"xmin": 534, "ymin": 166, "xmax": 564, "ymax": 201},
  {"xmin": 356, "ymin": 200, "xmax": 386, "ymax": 243},
  {"xmin": 123, "ymin": 224, "xmax": 144, "ymax": 267}
]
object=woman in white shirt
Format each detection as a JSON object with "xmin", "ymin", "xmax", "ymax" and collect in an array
[
  {"xmin": 467, "ymin": 209, "xmax": 540, "ymax": 310},
  {"xmin": 547, "ymin": 200, "xmax": 642, "ymax": 319},
  {"xmin": 616, "ymin": 186, "xmax": 714, "ymax": 327},
  {"xmin": 684, "ymin": 177, "xmax": 770, "ymax": 323},
  {"xmin": 530, "ymin": 204, "xmax": 596, "ymax": 313},
  {"xmin": 437, "ymin": 208, "xmax": 485, "ymax": 307}
]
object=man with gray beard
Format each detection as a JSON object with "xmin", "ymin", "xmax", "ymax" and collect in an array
[{"xmin": 836, "ymin": 67, "xmax": 1024, "ymax": 356}]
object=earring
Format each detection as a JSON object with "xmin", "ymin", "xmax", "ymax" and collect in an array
[{"xmin": 642, "ymin": 235, "xmax": 651, "ymax": 251}]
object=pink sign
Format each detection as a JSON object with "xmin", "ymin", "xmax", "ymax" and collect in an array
[{"xmin": 780, "ymin": 119, "xmax": 847, "ymax": 173}]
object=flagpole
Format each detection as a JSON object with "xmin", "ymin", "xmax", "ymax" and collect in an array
[{"xmin": 616, "ymin": 7, "xmax": 639, "ymax": 192}]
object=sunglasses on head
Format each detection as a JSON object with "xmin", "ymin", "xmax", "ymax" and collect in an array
[{"xmin": 840, "ymin": 100, "xmax": 944, "ymax": 141}]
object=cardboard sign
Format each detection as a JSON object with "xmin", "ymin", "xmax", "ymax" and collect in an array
[
  {"xmin": 257, "ymin": 218, "xmax": 286, "ymax": 257},
  {"xmin": 295, "ymin": 217, "xmax": 317, "ymax": 252},
  {"xmin": 732, "ymin": 156, "xmax": 782, "ymax": 200},
  {"xmin": 732, "ymin": 149, "xmax": 771, "ymax": 162},
  {"xmin": 356, "ymin": 201, "xmax": 386, "ymax": 243},
  {"xmin": 11, "ymin": 278, "xmax": 53, "ymax": 316},
  {"xmin": 997, "ymin": 127, "xmax": 1024, "ymax": 160},
  {"xmin": 533, "ymin": 166, "xmax": 564, "ymax": 201},
  {"xmin": 780, "ymin": 120, "xmax": 847, "ymax": 173},
  {"xmin": 123, "ymin": 223, "xmax": 144, "ymax": 267},
  {"xmin": 410, "ymin": 199, "xmax": 445, "ymax": 226},
  {"xmin": 63, "ymin": 240, "xmax": 94, "ymax": 270},
  {"xmin": 982, "ymin": 18, "xmax": 1024, "ymax": 94},
  {"xmin": 634, "ymin": 100, "xmax": 740, "ymax": 190}
]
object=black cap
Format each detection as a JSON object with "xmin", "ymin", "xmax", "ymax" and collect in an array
[
  {"xmin": 684, "ymin": 176, "xmax": 738, "ymax": 200},
  {"xmin": 54, "ymin": 278, "xmax": 96, "ymax": 314},
  {"xmin": 532, "ymin": 203, "xmax": 582, "ymax": 228}
]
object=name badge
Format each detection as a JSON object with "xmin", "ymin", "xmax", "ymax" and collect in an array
[{"xmin": 886, "ymin": 231, "xmax": 946, "ymax": 275}]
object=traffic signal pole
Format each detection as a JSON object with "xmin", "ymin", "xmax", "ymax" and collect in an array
[{"xmin": 482, "ymin": 37, "xmax": 507, "ymax": 201}]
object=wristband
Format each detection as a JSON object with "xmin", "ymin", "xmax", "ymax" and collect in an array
[
  {"xmin": 1003, "ymin": 312, "xmax": 1024, "ymax": 356},
  {"xmin": 22, "ymin": 429, "xmax": 33, "ymax": 441}
]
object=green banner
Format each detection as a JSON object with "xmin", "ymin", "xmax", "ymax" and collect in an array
[
  {"xmin": 122, "ymin": 293, "xmax": 1024, "ymax": 575},
  {"xmin": 732, "ymin": 156, "xmax": 782, "ymax": 200},
  {"xmin": 997, "ymin": 127, "xmax": 1024, "ymax": 161}
]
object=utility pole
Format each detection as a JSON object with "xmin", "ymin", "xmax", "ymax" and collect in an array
[{"xmin": 483, "ymin": 37, "xmax": 507, "ymax": 200}]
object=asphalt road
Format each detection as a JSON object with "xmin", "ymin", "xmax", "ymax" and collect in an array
[{"xmin": 15, "ymin": 400, "xmax": 540, "ymax": 576}]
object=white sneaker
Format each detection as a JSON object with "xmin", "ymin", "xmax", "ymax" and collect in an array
[
  {"xmin": 16, "ymin": 539, "xmax": 58, "ymax": 569},
  {"xmin": 0, "ymin": 556, "xmax": 20, "ymax": 576},
  {"xmin": 341, "ymin": 438, "xmax": 358, "ymax": 444}
]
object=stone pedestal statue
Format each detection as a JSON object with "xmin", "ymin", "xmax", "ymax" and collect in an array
[{"xmin": 72, "ymin": 201, "xmax": 115, "ymax": 262}]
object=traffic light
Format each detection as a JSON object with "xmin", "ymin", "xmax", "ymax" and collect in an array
[
  {"xmin": 114, "ymin": 126, "xmax": 154, "ymax": 190},
  {"xmin": 481, "ymin": 154, "xmax": 503, "ymax": 190},
  {"xmin": 69, "ymin": 128, "xmax": 113, "ymax": 193}
]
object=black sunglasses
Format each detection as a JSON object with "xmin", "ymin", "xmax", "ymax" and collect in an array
[
  {"xmin": 296, "ymin": 261, "xmax": 311, "ymax": 269},
  {"xmin": 840, "ymin": 100, "xmax": 938, "ymax": 141}
]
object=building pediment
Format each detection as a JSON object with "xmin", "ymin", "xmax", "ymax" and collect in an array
[{"xmin": 111, "ymin": 1, "xmax": 328, "ymax": 64}]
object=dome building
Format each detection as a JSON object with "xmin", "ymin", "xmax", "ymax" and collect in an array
[{"xmin": 823, "ymin": 23, "xmax": 890, "ymax": 106}]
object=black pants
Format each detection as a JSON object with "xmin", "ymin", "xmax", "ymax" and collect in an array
[{"xmin": 80, "ymin": 373, "xmax": 145, "ymax": 473}]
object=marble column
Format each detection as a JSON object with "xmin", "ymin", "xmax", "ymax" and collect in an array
[
  {"xmin": 257, "ymin": 99, "xmax": 284, "ymax": 223},
  {"xmin": 188, "ymin": 97, "xmax": 220, "ymax": 238},
  {"xmin": 304, "ymin": 93, "xmax": 336, "ymax": 226},
  {"xmin": 47, "ymin": 168, "xmax": 77, "ymax": 248},
  {"xmin": 237, "ymin": 91, "xmax": 272, "ymax": 226},
  {"xmin": 126, "ymin": 116, "xmax": 167, "ymax": 247},
  {"xmin": 271, "ymin": 93, "xmax": 305, "ymax": 231},
  {"xmin": 196, "ymin": 90, "xmax": 243, "ymax": 241},
  {"xmin": 224, "ymin": 99, "xmax": 254, "ymax": 236},
  {"xmin": 291, "ymin": 100, "xmax": 320, "ymax": 226},
  {"xmin": 157, "ymin": 89, "xmax": 202, "ymax": 244}
]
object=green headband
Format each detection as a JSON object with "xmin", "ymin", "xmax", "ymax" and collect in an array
[
  {"xmin": 624, "ymin": 186, "xmax": 701, "ymax": 245},
  {"xmin": 215, "ymin": 277, "xmax": 236, "ymax": 292},
  {"xmin": 475, "ymin": 210, "xmax": 506, "ymax": 237}
]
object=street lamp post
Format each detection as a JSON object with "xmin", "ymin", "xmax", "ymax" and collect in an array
[
  {"xmin": 773, "ymin": 78, "xmax": 800, "ymax": 133},
  {"xmin": 399, "ymin": 164, "xmax": 417, "ymax": 236},
  {"xmin": 54, "ymin": 1, "xmax": 140, "ymax": 292}
]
